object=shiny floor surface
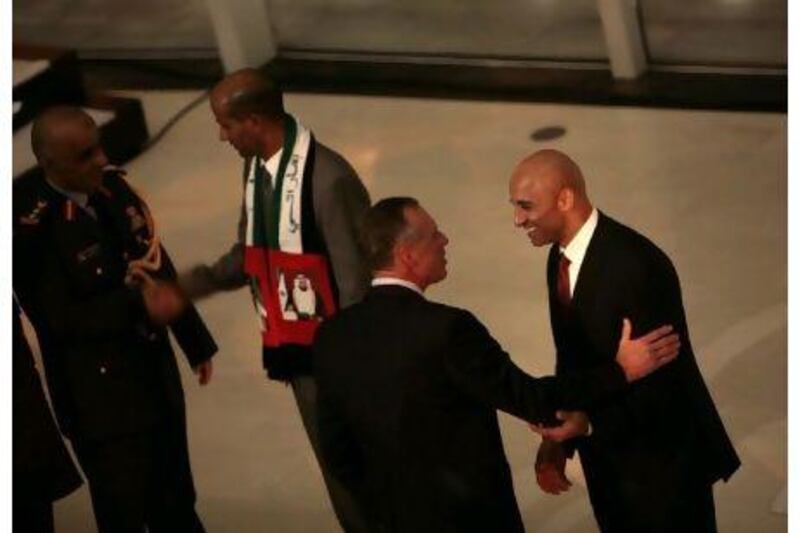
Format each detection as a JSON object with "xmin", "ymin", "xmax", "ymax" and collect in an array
[{"xmin": 33, "ymin": 90, "xmax": 786, "ymax": 532}]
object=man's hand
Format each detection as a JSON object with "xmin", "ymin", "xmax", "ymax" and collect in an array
[
  {"xmin": 616, "ymin": 318, "xmax": 680, "ymax": 382},
  {"xmin": 535, "ymin": 439, "xmax": 571, "ymax": 495},
  {"xmin": 530, "ymin": 411, "xmax": 589, "ymax": 442},
  {"xmin": 143, "ymin": 281, "xmax": 186, "ymax": 326},
  {"xmin": 193, "ymin": 360, "xmax": 213, "ymax": 386}
]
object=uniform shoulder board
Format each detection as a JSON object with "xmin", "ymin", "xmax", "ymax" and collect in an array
[
  {"xmin": 103, "ymin": 165, "xmax": 128, "ymax": 178},
  {"xmin": 100, "ymin": 165, "xmax": 131, "ymax": 198},
  {"xmin": 18, "ymin": 199, "xmax": 51, "ymax": 226}
]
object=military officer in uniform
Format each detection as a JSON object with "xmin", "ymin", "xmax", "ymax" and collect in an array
[{"xmin": 13, "ymin": 106, "xmax": 218, "ymax": 533}]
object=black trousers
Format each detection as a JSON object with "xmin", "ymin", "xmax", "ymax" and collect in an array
[
  {"xmin": 591, "ymin": 482, "xmax": 716, "ymax": 533},
  {"xmin": 13, "ymin": 497, "xmax": 54, "ymax": 533},
  {"xmin": 582, "ymin": 452, "xmax": 717, "ymax": 533},
  {"xmin": 74, "ymin": 421, "xmax": 204, "ymax": 533}
]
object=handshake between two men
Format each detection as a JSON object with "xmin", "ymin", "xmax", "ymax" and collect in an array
[
  {"xmin": 126, "ymin": 261, "xmax": 213, "ymax": 385},
  {"xmin": 530, "ymin": 318, "xmax": 680, "ymax": 495}
]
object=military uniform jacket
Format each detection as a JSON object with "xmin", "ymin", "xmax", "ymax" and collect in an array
[{"xmin": 14, "ymin": 172, "xmax": 218, "ymax": 443}]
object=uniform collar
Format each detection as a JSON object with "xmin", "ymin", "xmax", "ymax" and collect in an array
[{"xmin": 45, "ymin": 178, "xmax": 89, "ymax": 209}]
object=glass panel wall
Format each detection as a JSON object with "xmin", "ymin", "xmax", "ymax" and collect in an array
[
  {"xmin": 640, "ymin": 0, "xmax": 786, "ymax": 68},
  {"xmin": 13, "ymin": 0, "xmax": 788, "ymax": 68},
  {"xmin": 267, "ymin": 0, "xmax": 608, "ymax": 61},
  {"xmin": 13, "ymin": 0, "xmax": 216, "ymax": 56}
]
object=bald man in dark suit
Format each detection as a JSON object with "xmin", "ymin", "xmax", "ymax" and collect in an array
[{"xmin": 509, "ymin": 150, "xmax": 740, "ymax": 532}]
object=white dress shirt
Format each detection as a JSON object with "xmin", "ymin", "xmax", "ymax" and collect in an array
[
  {"xmin": 560, "ymin": 208, "xmax": 599, "ymax": 297},
  {"xmin": 248, "ymin": 149, "xmax": 283, "ymax": 188},
  {"xmin": 263, "ymin": 148, "xmax": 282, "ymax": 187},
  {"xmin": 371, "ymin": 277, "xmax": 424, "ymax": 297}
]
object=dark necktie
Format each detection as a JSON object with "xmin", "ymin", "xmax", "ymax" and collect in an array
[
  {"xmin": 557, "ymin": 253, "xmax": 571, "ymax": 308},
  {"xmin": 256, "ymin": 159, "xmax": 273, "ymax": 198}
]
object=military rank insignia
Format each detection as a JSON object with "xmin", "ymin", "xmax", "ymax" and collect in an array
[
  {"xmin": 76, "ymin": 243, "xmax": 101, "ymax": 263},
  {"xmin": 103, "ymin": 165, "xmax": 127, "ymax": 178},
  {"xmin": 18, "ymin": 200, "xmax": 48, "ymax": 226},
  {"xmin": 63, "ymin": 200, "xmax": 76, "ymax": 221}
]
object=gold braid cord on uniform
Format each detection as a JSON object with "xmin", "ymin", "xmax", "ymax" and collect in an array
[{"xmin": 123, "ymin": 184, "xmax": 162, "ymax": 288}]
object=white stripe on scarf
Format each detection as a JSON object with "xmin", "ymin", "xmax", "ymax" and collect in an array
[{"xmin": 244, "ymin": 119, "xmax": 311, "ymax": 253}]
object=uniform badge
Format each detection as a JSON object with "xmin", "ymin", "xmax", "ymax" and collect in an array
[
  {"xmin": 103, "ymin": 165, "xmax": 127, "ymax": 178},
  {"xmin": 97, "ymin": 184, "xmax": 113, "ymax": 198},
  {"xmin": 76, "ymin": 243, "xmax": 101, "ymax": 263},
  {"xmin": 126, "ymin": 206, "xmax": 146, "ymax": 232},
  {"xmin": 18, "ymin": 200, "xmax": 48, "ymax": 225}
]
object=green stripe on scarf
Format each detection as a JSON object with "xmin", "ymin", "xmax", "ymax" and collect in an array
[
  {"xmin": 268, "ymin": 115, "xmax": 298, "ymax": 249},
  {"xmin": 251, "ymin": 159, "xmax": 269, "ymax": 247}
]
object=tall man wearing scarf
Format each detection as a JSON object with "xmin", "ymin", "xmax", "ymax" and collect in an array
[{"xmin": 180, "ymin": 69, "xmax": 372, "ymax": 532}]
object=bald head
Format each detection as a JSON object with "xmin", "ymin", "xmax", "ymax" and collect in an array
[
  {"xmin": 512, "ymin": 149, "xmax": 587, "ymax": 200},
  {"xmin": 509, "ymin": 149, "xmax": 593, "ymax": 247},
  {"xmin": 211, "ymin": 68, "xmax": 284, "ymax": 121},
  {"xmin": 32, "ymin": 106, "xmax": 96, "ymax": 163},
  {"xmin": 210, "ymin": 69, "xmax": 286, "ymax": 159},
  {"xmin": 31, "ymin": 106, "xmax": 107, "ymax": 193}
]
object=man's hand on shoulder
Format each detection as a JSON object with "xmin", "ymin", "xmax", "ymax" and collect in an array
[{"xmin": 615, "ymin": 318, "xmax": 680, "ymax": 382}]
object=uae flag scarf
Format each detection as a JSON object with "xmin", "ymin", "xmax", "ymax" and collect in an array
[{"xmin": 243, "ymin": 115, "xmax": 337, "ymax": 354}]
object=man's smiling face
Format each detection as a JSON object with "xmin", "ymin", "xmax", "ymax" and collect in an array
[{"xmin": 509, "ymin": 171, "xmax": 566, "ymax": 248}]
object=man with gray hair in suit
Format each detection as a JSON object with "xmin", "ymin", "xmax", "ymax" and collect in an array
[{"xmin": 179, "ymin": 69, "xmax": 371, "ymax": 532}]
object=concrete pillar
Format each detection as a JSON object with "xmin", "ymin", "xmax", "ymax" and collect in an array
[
  {"xmin": 205, "ymin": 0, "xmax": 277, "ymax": 72},
  {"xmin": 597, "ymin": 0, "xmax": 648, "ymax": 79}
]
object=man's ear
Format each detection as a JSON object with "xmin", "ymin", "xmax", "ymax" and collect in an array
[
  {"xmin": 394, "ymin": 242, "xmax": 414, "ymax": 271},
  {"xmin": 243, "ymin": 114, "xmax": 259, "ymax": 128},
  {"xmin": 557, "ymin": 188, "xmax": 574, "ymax": 211},
  {"xmin": 39, "ymin": 152, "xmax": 58, "ymax": 174}
]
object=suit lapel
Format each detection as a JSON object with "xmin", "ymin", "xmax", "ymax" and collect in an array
[
  {"xmin": 546, "ymin": 244, "xmax": 558, "ymax": 295},
  {"xmin": 546, "ymin": 244, "xmax": 561, "ymax": 315}
]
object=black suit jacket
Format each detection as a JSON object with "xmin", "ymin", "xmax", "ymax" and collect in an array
[
  {"xmin": 547, "ymin": 212, "xmax": 739, "ymax": 529},
  {"xmin": 13, "ymin": 300, "xmax": 82, "ymax": 502},
  {"xmin": 13, "ymin": 171, "xmax": 218, "ymax": 443},
  {"xmin": 314, "ymin": 285, "xmax": 629, "ymax": 533}
]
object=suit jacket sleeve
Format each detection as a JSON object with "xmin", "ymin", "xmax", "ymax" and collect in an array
[
  {"xmin": 443, "ymin": 310, "xmax": 628, "ymax": 424},
  {"xmin": 314, "ymin": 165, "xmax": 371, "ymax": 309},
  {"xmin": 313, "ymin": 322, "xmax": 366, "ymax": 492},
  {"xmin": 158, "ymin": 245, "xmax": 218, "ymax": 367},
  {"xmin": 13, "ymin": 304, "xmax": 83, "ymax": 500},
  {"xmin": 179, "ymin": 165, "xmax": 250, "ymax": 300},
  {"xmin": 585, "ymin": 251, "xmax": 689, "ymax": 446}
]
